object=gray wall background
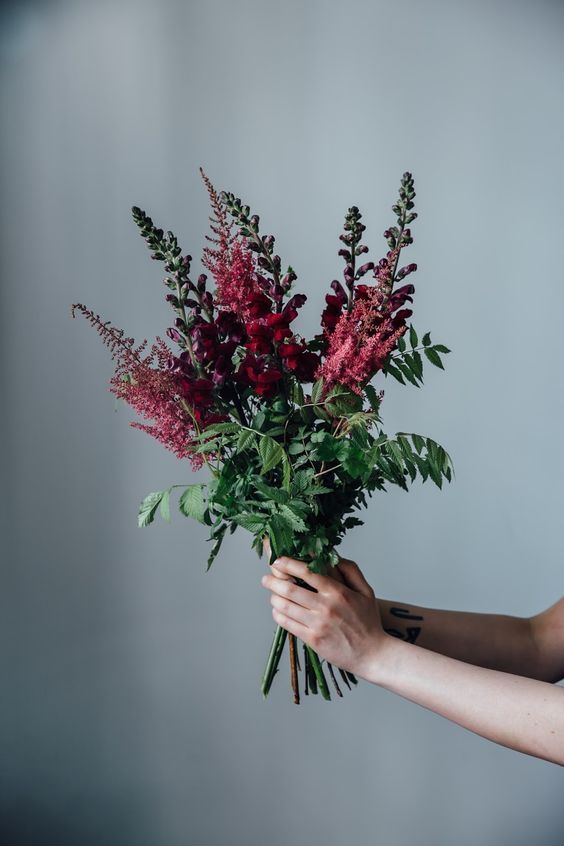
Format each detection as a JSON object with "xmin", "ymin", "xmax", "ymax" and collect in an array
[{"xmin": 2, "ymin": 0, "xmax": 563, "ymax": 844}]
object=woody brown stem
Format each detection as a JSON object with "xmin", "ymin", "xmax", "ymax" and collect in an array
[{"xmin": 289, "ymin": 634, "xmax": 300, "ymax": 705}]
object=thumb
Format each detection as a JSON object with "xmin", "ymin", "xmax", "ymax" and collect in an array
[{"xmin": 336, "ymin": 556, "xmax": 374, "ymax": 599}]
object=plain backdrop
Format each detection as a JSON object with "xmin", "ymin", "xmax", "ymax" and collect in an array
[{"xmin": 1, "ymin": 0, "xmax": 563, "ymax": 844}]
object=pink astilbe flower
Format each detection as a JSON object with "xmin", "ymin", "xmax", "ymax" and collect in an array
[
  {"xmin": 316, "ymin": 256, "xmax": 413, "ymax": 396},
  {"xmin": 110, "ymin": 357, "xmax": 205, "ymax": 470},
  {"xmin": 205, "ymin": 235, "xmax": 262, "ymax": 321},
  {"xmin": 71, "ymin": 304, "xmax": 206, "ymax": 470},
  {"xmin": 200, "ymin": 168, "xmax": 263, "ymax": 320}
]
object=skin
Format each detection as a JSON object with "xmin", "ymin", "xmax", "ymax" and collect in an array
[{"xmin": 260, "ymin": 539, "xmax": 564, "ymax": 766}]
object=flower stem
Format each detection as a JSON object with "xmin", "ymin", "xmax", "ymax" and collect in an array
[
  {"xmin": 305, "ymin": 646, "xmax": 331, "ymax": 700},
  {"xmin": 261, "ymin": 624, "xmax": 287, "ymax": 699},
  {"xmin": 289, "ymin": 634, "xmax": 300, "ymax": 705}
]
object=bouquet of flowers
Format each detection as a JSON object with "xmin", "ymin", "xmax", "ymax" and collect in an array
[{"xmin": 71, "ymin": 168, "xmax": 452, "ymax": 703}]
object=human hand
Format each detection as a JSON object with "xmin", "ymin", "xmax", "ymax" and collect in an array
[{"xmin": 260, "ymin": 540, "xmax": 387, "ymax": 680}]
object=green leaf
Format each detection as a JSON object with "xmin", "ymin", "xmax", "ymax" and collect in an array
[
  {"xmin": 412, "ymin": 433, "xmax": 425, "ymax": 454},
  {"xmin": 291, "ymin": 469, "xmax": 314, "ymax": 495},
  {"xmin": 138, "ymin": 490, "xmax": 167, "ymax": 528},
  {"xmin": 313, "ymin": 404, "xmax": 331, "ymax": 422},
  {"xmin": 386, "ymin": 440, "xmax": 405, "ymax": 470},
  {"xmin": 278, "ymin": 504, "xmax": 308, "ymax": 532},
  {"xmin": 397, "ymin": 335, "xmax": 406, "ymax": 353},
  {"xmin": 433, "ymin": 344, "xmax": 451, "ymax": 354},
  {"xmin": 409, "ymin": 325, "xmax": 418, "ymax": 348},
  {"xmin": 202, "ymin": 422, "xmax": 240, "ymax": 435},
  {"xmin": 384, "ymin": 362, "xmax": 406, "ymax": 385},
  {"xmin": 259, "ymin": 435, "xmax": 284, "ymax": 474},
  {"xmin": 160, "ymin": 488, "xmax": 171, "ymax": 522},
  {"xmin": 252, "ymin": 410, "xmax": 267, "ymax": 431},
  {"xmin": 253, "ymin": 477, "xmax": 289, "ymax": 503},
  {"xmin": 288, "ymin": 441, "xmax": 305, "ymax": 455},
  {"xmin": 206, "ymin": 523, "xmax": 227, "ymax": 570},
  {"xmin": 342, "ymin": 444, "xmax": 367, "ymax": 478},
  {"xmin": 232, "ymin": 513, "xmax": 266, "ymax": 533},
  {"xmin": 396, "ymin": 360, "xmax": 420, "ymax": 387},
  {"xmin": 291, "ymin": 381, "xmax": 305, "ymax": 406},
  {"xmin": 424, "ymin": 347, "xmax": 444, "ymax": 369},
  {"xmin": 311, "ymin": 377, "xmax": 324, "ymax": 404},
  {"xmin": 268, "ymin": 513, "xmax": 294, "ymax": 557},
  {"xmin": 179, "ymin": 483, "xmax": 207, "ymax": 524},
  {"xmin": 364, "ymin": 383, "xmax": 382, "ymax": 414},
  {"xmin": 236, "ymin": 429, "xmax": 256, "ymax": 451},
  {"xmin": 281, "ymin": 454, "xmax": 292, "ymax": 491},
  {"xmin": 422, "ymin": 332, "xmax": 431, "ymax": 347},
  {"xmin": 410, "ymin": 351, "xmax": 423, "ymax": 380}
]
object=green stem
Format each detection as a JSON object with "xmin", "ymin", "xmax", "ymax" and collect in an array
[
  {"xmin": 305, "ymin": 646, "xmax": 331, "ymax": 701},
  {"xmin": 261, "ymin": 625, "xmax": 287, "ymax": 699}
]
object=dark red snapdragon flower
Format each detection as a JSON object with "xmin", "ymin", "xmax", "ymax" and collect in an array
[
  {"xmin": 278, "ymin": 340, "xmax": 320, "ymax": 382},
  {"xmin": 321, "ymin": 280, "xmax": 347, "ymax": 334},
  {"xmin": 264, "ymin": 312, "xmax": 293, "ymax": 342},
  {"xmin": 235, "ymin": 352, "xmax": 283, "ymax": 398},
  {"xmin": 245, "ymin": 320, "xmax": 274, "ymax": 355}
]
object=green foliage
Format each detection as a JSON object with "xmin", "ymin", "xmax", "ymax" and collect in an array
[
  {"xmin": 383, "ymin": 328, "xmax": 451, "ymax": 387},
  {"xmin": 138, "ymin": 490, "xmax": 169, "ymax": 527},
  {"xmin": 179, "ymin": 484, "xmax": 207, "ymax": 524}
]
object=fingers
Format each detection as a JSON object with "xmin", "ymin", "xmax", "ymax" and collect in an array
[
  {"xmin": 335, "ymin": 556, "xmax": 374, "ymax": 599},
  {"xmin": 271, "ymin": 608, "xmax": 310, "ymax": 642},
  {"xmin": 261, "ymin": 572, "xmax": 320, "ymax": 611},
  {"xmin": 267, "ymin": 555, "xmax": 338, "ymax": 596}
]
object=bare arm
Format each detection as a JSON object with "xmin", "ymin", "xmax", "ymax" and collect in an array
[
  {"xmin": 377, "ymin": 598, "xmax": 561, "ymax": 682},
  {"xmin": 261, "ymin": 553, "xmax": 564, "ymax": 765}
]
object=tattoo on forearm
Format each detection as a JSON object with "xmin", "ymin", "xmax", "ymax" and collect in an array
[{"xmin": 385, "ymin": 606, "xmax": 424, "ymax": 644}]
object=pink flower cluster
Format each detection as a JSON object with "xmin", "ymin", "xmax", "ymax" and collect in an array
[
  {"xmin": 109, "ymin": 340, "xmax": 207, "ymax": 470},
  {"xmin": 316, "ymin": 246, "xmax": 415, "ymax": 395}
]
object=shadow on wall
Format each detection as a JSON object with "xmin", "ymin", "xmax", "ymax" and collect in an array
[{"xmin": 0, "ymin": 0, "xmax": 65, "ymax": 64}]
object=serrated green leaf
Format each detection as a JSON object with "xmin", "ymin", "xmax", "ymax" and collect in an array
[
  {"xmin": 411, "ymin": 351, "xmax": 423, "ymax": 379},
  {"xmin": 202, "ymin": 422, "xmax": 240, "ymax": 435},
  {"xmin": 364, "ymin": 383, "xmax": 382, "ymax": 414},
  {"xmin": 288, "ymin": 441, "xmax": 305, "ymax": 455},
  {"xmin": 409, "ymin": 325, "xmax": 418, "ymax": 348},
  {"xmin": 252, "ymin": 410, "xmax": 267, "ymax": 431},
  {"xmin": 138, "ymin": 490, "xmax": 166, "ymax": 528},
  {"xmin": 412, "ymin": 433, "xmax": 425, "ymax": 454},
  {"xmin": 386, "ymin": 440, "xmax": 405, "ymax": 470},
  {"xmin": 259, "ymin": 435, "xmax": 284, "ymax": 474},
  {"xmin": 278, "ymin": 504, "xmax": 308, "ymax": 532},
  {"xmin": 291, "ymin": 469, "xmax": 314, "ymax": 494},
  {"xmin": 160, "ymin": 488, "xmax": 171, "ymax": 522},
  {"xmin": 313, "ymin": 404, "xmax": 331, "ymax": 422},
  {"xmin": 268, "ymin": 513, "xmax": 294, "ymax": 557},
  {"xmin": 396, "ymin": 360, "xmax": 420, "ymax": 387},
  {"xmin": 281, "ymin": 454, "xmax": 292, "ymax": 490},
  {"xmin": 311, "ymin": 377, "xmax": 324, "ymax": 404},
  {"xmin": 424, "ymin": 347, "xmax": 444, "ymax": 369},
  {"xmin": 291, "ymin": 381, "xmax": 305, "ymax": 406},
  {"xmin": 253, "ymin": 477, "xmax": 289, "ymax": 503},
  {"xmin": 384, "ymin": 362, "xmax": 406, "ymax": 385},
  {"xmin": 206, "ymin": 523, "xmax": 227, "ymax": 570},
  {"xmin": 179, "ymin": 483, "xmax": 207, "ymax": 524},
  {"xmin": 236, "ymin": 429, "xmax": 256, "ymax": 451},
  {"xmin": 232, "ymin": 513, "xmax": 266, "ymax": 533}
]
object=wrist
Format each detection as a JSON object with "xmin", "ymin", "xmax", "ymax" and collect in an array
[{"xmin": 360, "ymin": 633, "xmax": 405, "ymax": 688}]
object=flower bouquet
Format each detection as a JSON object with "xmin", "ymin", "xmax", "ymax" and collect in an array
[{"xmin": 71, "ymin": 168, "xmax": 452, "ymax": 703}]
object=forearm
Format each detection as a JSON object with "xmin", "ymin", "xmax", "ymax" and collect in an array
[
  {"xmin": 378, "ymin": 599, "xmax": 543, "ymax": 679},
  {"xmin": 366, "ymin": 636, "xmax": 564, "ymax": 765}
]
